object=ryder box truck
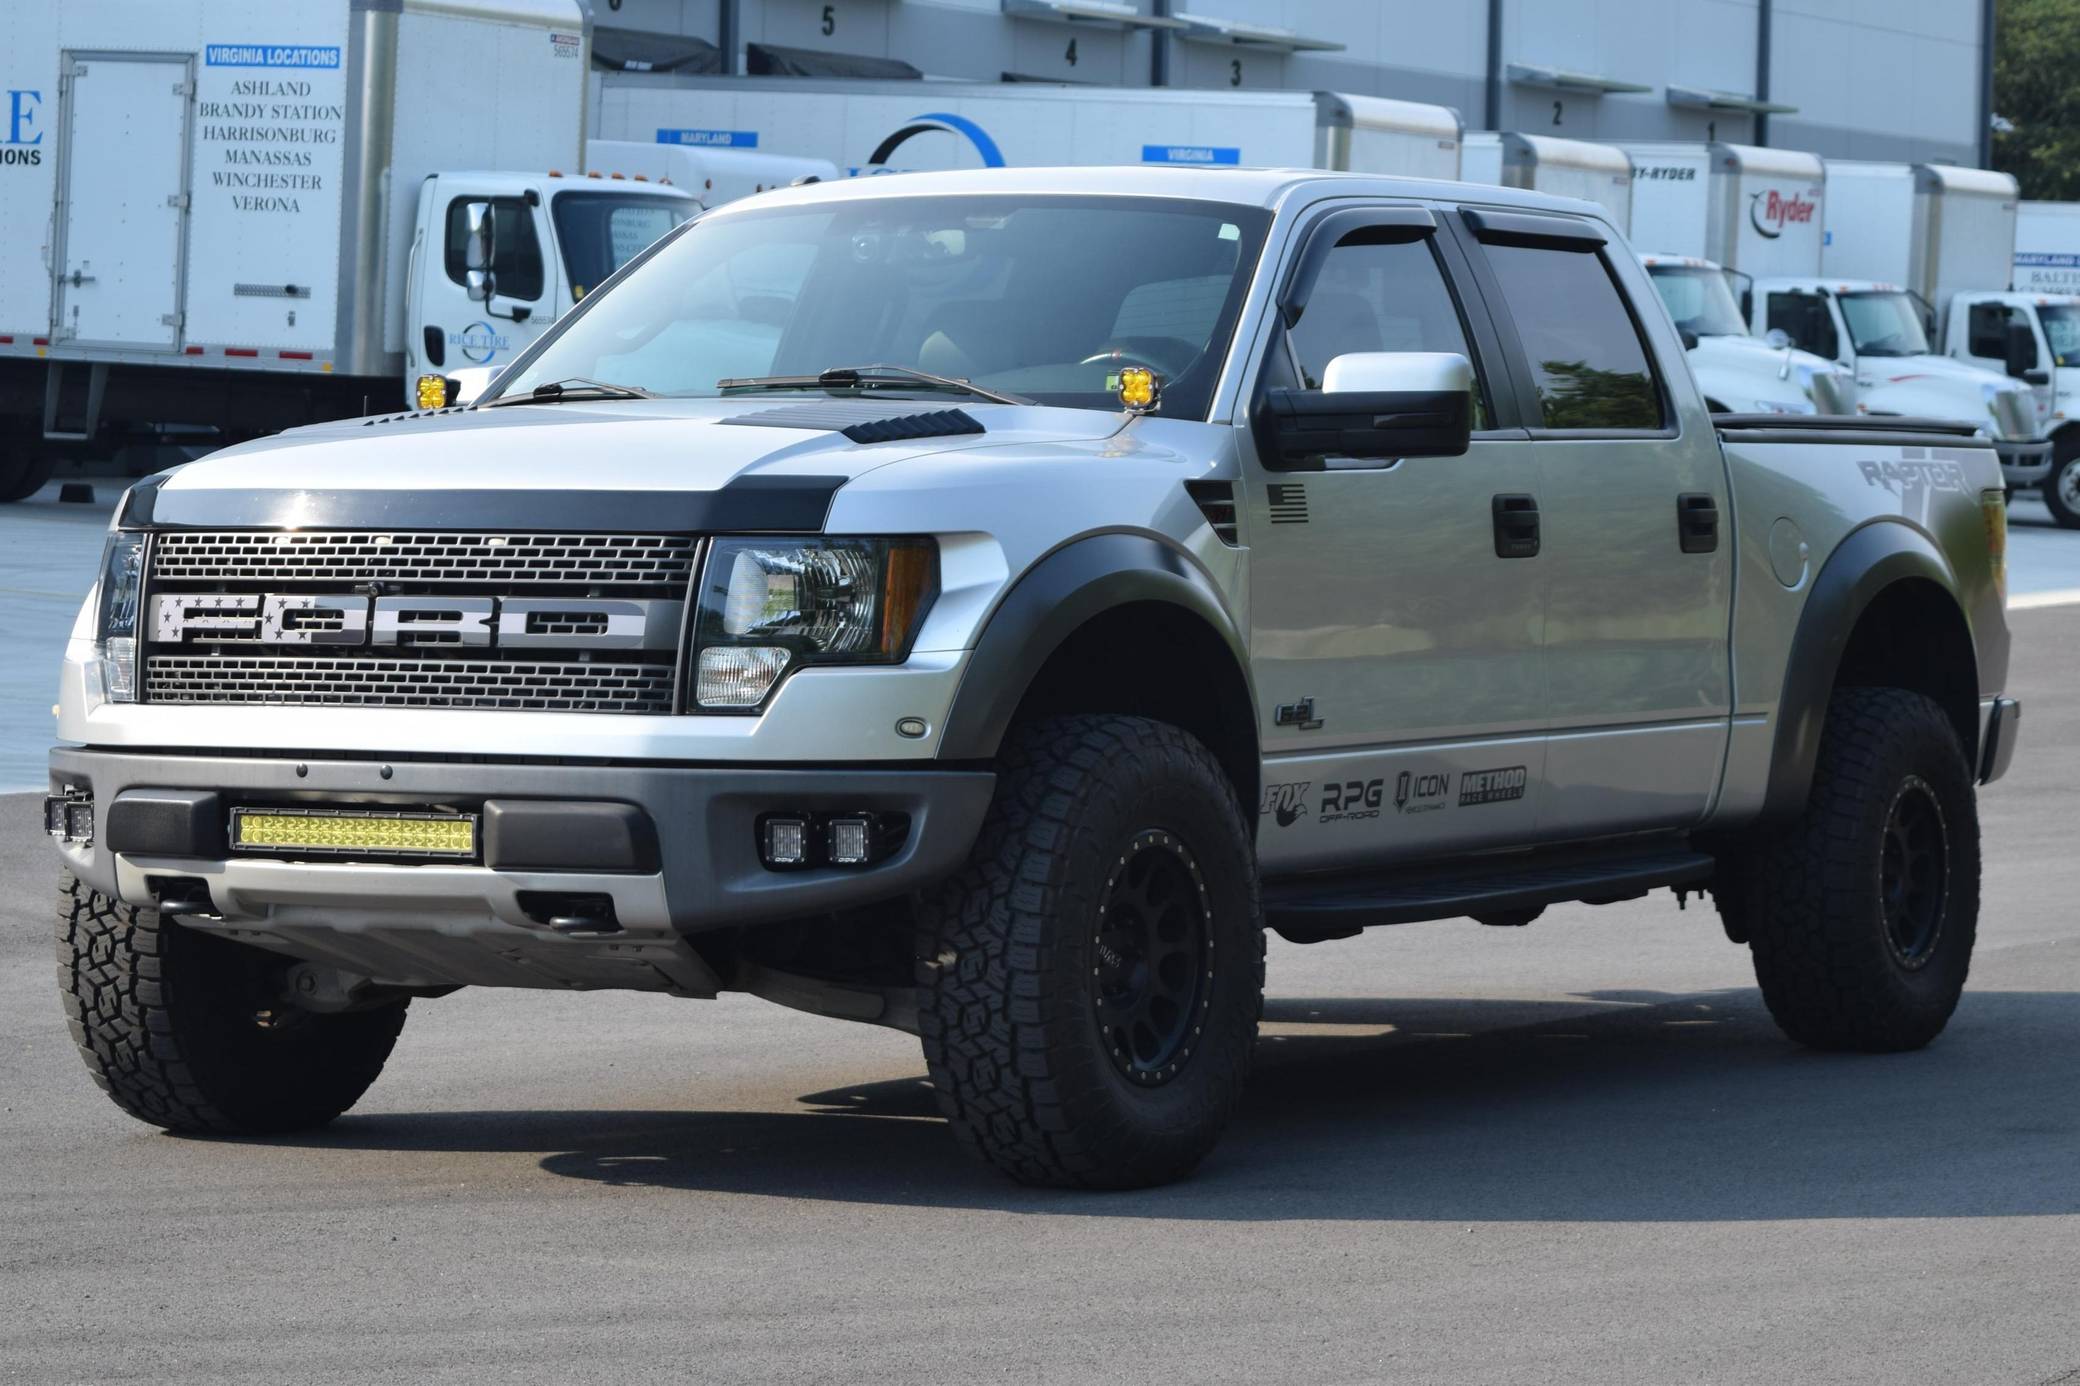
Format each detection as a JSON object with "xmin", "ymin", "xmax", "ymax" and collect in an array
[{"xmin": 0, "ymin": 0, "xmax": 694, "ymax": 501}]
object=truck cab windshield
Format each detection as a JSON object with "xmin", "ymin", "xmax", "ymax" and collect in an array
[
  {"xmin": 1646, "ymin": 266, "xmax": 1749, "ymax": 338},
  {"xmin": 500, "ymin": 194, "xmax": 1272, "ymax": 419},
  {"xmin": 2038, "ymin": 303, "xmax": 2080, "ymax": 368},
  {"xmin": 1839, "ymin": 291, "xmax": 1934, "ymax": 357},
  {"xmin": 550, "ymin": 192, "xmax": 695, "ymax": 302}
]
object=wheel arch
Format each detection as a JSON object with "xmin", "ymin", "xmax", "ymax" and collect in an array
[
  {"xmin": 937, "ymin": 533, "xmax": 1259, "ymax": 814},
  {"xmin": 1762, "ymin": 521, "xmax": 1981, "ymax": 820}
]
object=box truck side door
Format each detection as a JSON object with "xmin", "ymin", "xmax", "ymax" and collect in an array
[{"xmin": 52, "ymin": 52, "xmax": 191, "ymax": 350}]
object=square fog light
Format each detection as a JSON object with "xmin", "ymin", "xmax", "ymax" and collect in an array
[
  {"xmin": 762, "ymin": 816, "xmax": 808, "ymax": 868},
  {"xmin": 827, "ymin": 816, "xmax": 871, "ymax": 866}
]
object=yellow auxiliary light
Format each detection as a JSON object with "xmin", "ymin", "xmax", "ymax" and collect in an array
[
  {"xmin": 1116, "ymin": 366, "xmax": 1159, "ymax": 413},
  {"xmin": 231, "ymin": 808, "xmax": 477, "ymax": 859},
  {"xmin": 415, "ymin": 373, "xmax": 452, "ymax": 411}
]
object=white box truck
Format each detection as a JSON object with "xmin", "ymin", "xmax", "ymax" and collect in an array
[
  {"xmin": 588, "ymin": 76, "xmax": 1464, "ymax": 181},
  {"xmin": 1622, "ymin": 142, "xmax": 1849, "ymax": 416},
  {"xmin": 1748, "ymin": 160, "xmax": 2051, "ymax": 492},
  {"xmin": 1461, "ymin": 132, "xmax": 1632, "ymax": 226},
  {"xmin": 0, "ymin": 0, "xmax": 695, "ymax": 501},
  {"xmin": 2013, "ymin": 200, "xmax": 2080, "ymax": 294}
]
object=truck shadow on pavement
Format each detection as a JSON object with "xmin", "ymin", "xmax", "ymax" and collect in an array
[{"xmin": 301, "ymin": 985, "xmax": 2080, "ymax": 1222}]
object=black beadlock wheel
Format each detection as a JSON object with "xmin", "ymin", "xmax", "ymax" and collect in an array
[
  {"xmin": 57, "ymin": 871, "xmax": 408, "ymax": 1134},
  {"xmin": 1731, "ymin": 687, "xmax": 1980, "ymax": 1052},
  {"xmin": 915, "ymin": 715, "xmax": 1264, "ymax": 1189}
]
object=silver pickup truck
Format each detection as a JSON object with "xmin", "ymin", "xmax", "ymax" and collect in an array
[{"xmin": 47, "ymin": 167, "xmax": 2019, "ymax": 1189}]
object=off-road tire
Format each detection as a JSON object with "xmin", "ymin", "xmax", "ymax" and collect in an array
[
  {"xmin": 58, "ymin": 872, "xmax": 408, "ymax": 1133},
  {"xmin": 915, "ymin": 715, "xmax": 1264, "ymax": 1189},
  {"xmin": 1732, "ymin": 687, "xmax": 1980, "ymax": 1051},
  {"xmin": 2043, "ymin": 444, "xmax": 2080, "ymax": 530}
]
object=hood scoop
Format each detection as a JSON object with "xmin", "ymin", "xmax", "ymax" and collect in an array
[{"xmin": 720, "ymin": 401, "xmax": 985, "ymax": 444}]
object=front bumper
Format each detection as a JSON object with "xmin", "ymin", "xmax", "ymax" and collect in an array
[
  {"xmin": 48, "ymin": 747, "xmax": 994, "ymax": 995},
  {"xmin": 1994, "ymin": 437, "xmax": 2054, "ymax": 485}
]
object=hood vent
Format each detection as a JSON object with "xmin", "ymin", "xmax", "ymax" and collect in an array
[
  {"xmin": 361, "ymin": 405, "xmax": 472, "ymax": 427},
  {"xmin": 721, "ymin": 402, "xmax": 985, "ymax": 444}
]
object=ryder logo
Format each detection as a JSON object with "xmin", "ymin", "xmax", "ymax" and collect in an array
[{"xmin": 1750, "ymin": 189, "xmax": 1818, "ymax": 240}]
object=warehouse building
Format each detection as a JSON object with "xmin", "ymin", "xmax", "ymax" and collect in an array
[{"xmin": 590, "ymin": 0, "xmax": 1993, "ymax": 167}]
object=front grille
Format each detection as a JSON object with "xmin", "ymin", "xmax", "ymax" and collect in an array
[
  {"xmin": 150, "ymin": 531, "xmax": 697, "ymax": 589},
  {"xmin": 145, "ymin": 655, "xmax": 675, "ymax": 714},
  {"xmin": 142, "ymin": 529, "xmax": 696, "ymax": 715}
]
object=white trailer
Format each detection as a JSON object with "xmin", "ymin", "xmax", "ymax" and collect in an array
[
  {"xmin": 1461, "ymin": 132, "xmax": 1632, "ymax": 226},
  {"xmin": 0, "ymin": 0, "xmax": 693, "ymax": 499},
  {"xmin": 1820, "ymin": 161, "xmax": 2018, "ymax": 315},
  {"xmin": 588, "ymin": 76, "xmax": 1464, "ymax": 181},
  {"xmin": 2014, "ymin": 201, "xmax": 2080, "ymax": 294},
  {"xmin": 1624, "ymin": 142, "xmax": 1824, "ymax": 278}
]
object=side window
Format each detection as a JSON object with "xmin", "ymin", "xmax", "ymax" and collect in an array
[
  {"xmin": 1286, "ymin": 234, "xmax": 1490, "ymax": 425},
  {"xmin": 1767, "ymin": 291, "xmax": 1838, "ymax": 360},
  {"xmin": 1480, "ymin": 243, "xmax": 1664, "ymax": 430},
  {"xmin": 1968, "ymin": 303, "xmax": 2034, "ymax": 367},
  {"xmin": 444, "ymin": 198, "xmax": 545, "ymax": 302}
]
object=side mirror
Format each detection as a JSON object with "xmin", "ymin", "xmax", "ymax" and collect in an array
[
  {"xmin": 1764, "ymin": 328, "xmax": 1793, "ymax": 351},
  {"xmin": 463, "ymin": 201, "xmax": 496, "ymax": 303},
  {"xmin": 2025, "ymin": 368, "xmax": 2052, "ymax": 387},
  {"xmin": 1257, "ymin": 352, "xmax": 1474, "ymax": 468},
  {"xmin": 2005, "ymin": 320, "xmax": 2039, "ymax": 378},
  {"xmin": 1678, "ymin": 327, "xmax": 1701, "ymax": 352}
]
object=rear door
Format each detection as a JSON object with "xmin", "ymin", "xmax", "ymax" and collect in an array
[
  {"xmin": 1453, "ymin": 207, "xmax": 1734, "ymax": 838},
  {"xmin": 53, "ymin": 52, "xmax": 191, "ymax": 350}
]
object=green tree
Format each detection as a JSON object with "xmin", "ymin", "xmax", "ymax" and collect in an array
[{"xmin": 1994, "ymin": 0, "xmax": 2080, "ymax": 199}]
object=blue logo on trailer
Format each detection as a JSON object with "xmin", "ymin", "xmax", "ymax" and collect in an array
[
  {"xmin": 1, "ymin": 89, "xmax": 40, "ymax": 165},
  {"xmin": 452, "ymin": 322, "xmax": 510, "ymax": 365},
  {"xmin": 204, "ymin": 45, "xmax": 342, "ymax": 68},
  {"xmin": 1141, "ymin": 145, "xmax": 1241, "ymax": 165},
  {"xmin": 657, "ymin": 129, "xmax": 758, "ymax": 148},
  {"xmin": 865, "ymin": 112, "xmax": 1006, "ymax": 170}
]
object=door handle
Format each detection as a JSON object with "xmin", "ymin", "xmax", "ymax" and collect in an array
[
  {"xmin": 1492, "ymin": 493, "xmax": 1540, "ymax": 558},
  {"xmin": 1678, "ymin": 493, "xmax": 1719, "ymax": 554},
  {"xmin": 66, "ymin": 269, "xmax": 96, "ymax": 288}
]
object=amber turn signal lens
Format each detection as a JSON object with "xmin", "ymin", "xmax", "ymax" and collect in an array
[
  {"xmin": 1981, "ymin": 490, "xmax": 2008, "ymax": 593},
  {"xmin": 880, "ymin": 539, "xmax": 937, "ymax": 655}
]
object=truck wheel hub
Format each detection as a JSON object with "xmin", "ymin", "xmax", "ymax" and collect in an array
[
  {"xmin": 1092, "ymin": 830, "xmax": 1214, "ymax": 1087},
  {"xmin": 1879, "ymin": 776, "xmax": 1949, "ymax": 968}
]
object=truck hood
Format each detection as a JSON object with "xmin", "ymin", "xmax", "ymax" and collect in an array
[
  {"xmin": 1854, "ymin": 356, "xmax": 2038, "ymax": 440},
  {"xmin": 1687, "ymin": 334, "xmax": 1844, "ymax": 411},
  {"xmin": 151, "ymin": 398, "xmax": 1127, "ymax": 509}
]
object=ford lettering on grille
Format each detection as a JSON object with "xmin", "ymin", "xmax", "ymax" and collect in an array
[{"xmin": 150, "ymin": 594, "xmax": 682, "ymax": 650}]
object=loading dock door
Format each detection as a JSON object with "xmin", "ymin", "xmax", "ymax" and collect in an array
[{"xmin": 54, "ymin": 53, "xmax": 191, "ymax": 350}]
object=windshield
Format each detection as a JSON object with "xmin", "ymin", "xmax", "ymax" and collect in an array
[
  {"xmin": 550, "ymin": 192, "xmax": 694, "ymax": 302},
  {"xmin": 1646, "ymin": 266, "xmax": 1749, "ymax": 338},
  {"xmin": 1839, "ymin": 291, "xmax": 1933, "ymax": 356},
  {"xmin": 500, "ymin": 194, "xmax": 1272, "ymax": 418},
  {"xmin": 2039, "ymin": 303, "xmax": 2080, "ymax": 367}
]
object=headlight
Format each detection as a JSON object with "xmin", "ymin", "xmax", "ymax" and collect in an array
[
  {"xmin": 691, "ymin": 537, "xmax": 937, "ymax": 711},
  {"xmin": 95, "ymin": 531, "xmax": 147, "ymax": 703}
]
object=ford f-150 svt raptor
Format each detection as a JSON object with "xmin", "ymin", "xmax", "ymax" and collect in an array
[{"xmin": 47, "ymin": 167, "xmax": 2019, "ymax": 1189}]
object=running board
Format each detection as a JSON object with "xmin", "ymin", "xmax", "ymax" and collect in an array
[{"xmin": 1262, "ymin": 842, "xmax": 1716, "ymax": 942}]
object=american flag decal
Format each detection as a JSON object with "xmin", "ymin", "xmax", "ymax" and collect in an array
[{"xmin": 1267, "ymin": 483, "xmax": 1309, "ymax": 524}]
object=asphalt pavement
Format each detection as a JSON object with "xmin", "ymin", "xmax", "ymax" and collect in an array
[{"xmin": 1, "ymin": 579, "xmax": 2078, "ymax": 1380}]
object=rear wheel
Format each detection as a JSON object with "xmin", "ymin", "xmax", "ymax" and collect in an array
[
  {"xmin": 58, "ymin": 872, "xmax": 407, "ymax": 1133},
  {"xmin": 915, "ymin": 715, "xmax": 1264, "ymax": 1189},
  {"xmin": 2043, "ymin": 443, "xmax": 2080, "ymax": 529},
  {"xmin": 1728, "ymin": 687, "xmax": 1979, "ymax": 1051},
  {"xmin": 0, "ymin": 454, "xmax": 53, "ymax": 503}
]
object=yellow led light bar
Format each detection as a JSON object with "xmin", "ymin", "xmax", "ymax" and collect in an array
[{"xmin": 231, "ymin": 808, "xmax": 477, "ymax": 859}]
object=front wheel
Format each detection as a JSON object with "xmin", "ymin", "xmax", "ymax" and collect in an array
[
  {"xmin": 2043, "ymin": 446, "xmax": 2080, "ymax": 529},
  {"xmin": 915, "ymin": 715, "xmax": 1264, "ymax": 1189},
  {"xmin": 1728, "ymin": 688, "xmax": 1980, "ymax": 1052},
  {"xmin": 57, "ymin": 872, "xmax": 408, "ymax": 1133}
]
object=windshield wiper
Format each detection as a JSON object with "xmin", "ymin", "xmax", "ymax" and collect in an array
[
  {"xmin": 717, "ymin": 364, "xmax": 1033, "ymax": 407},
  {"xmin": 485, "ymin": 377, "xmax": 658, "ymax": 407}
]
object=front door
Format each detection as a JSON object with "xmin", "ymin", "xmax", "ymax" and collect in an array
[
  {"xmin": 1240, "ymin": 207, "xmax": 1547, "ymax": 874},
  {"xmin": 1459, "ymin": 212, "xmax": 1733, "ymax": 837},
  {"xmin": 54, "ymin": 52, "xmax": 192, "ymax": 350}
]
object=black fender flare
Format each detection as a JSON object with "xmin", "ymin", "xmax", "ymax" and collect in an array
[
  {"xmin": 936, "ymin": 532, "xmax": 1252, "ymax": 761},
  {"xmin": 1761, "ymin": 520, "xmax": 1975, "ymax": 820}
]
